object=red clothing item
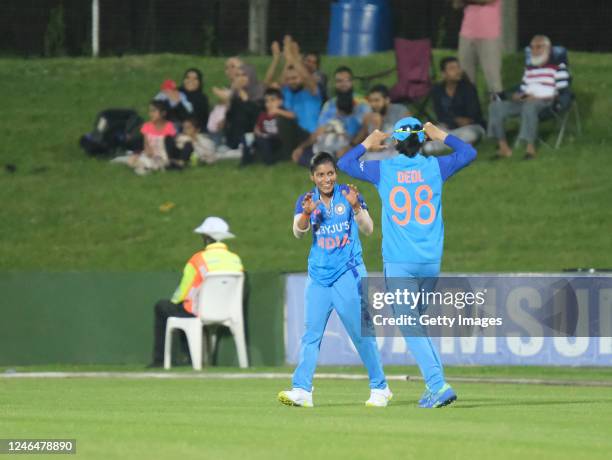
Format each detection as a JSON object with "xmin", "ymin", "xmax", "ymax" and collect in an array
[{"xmin": 256, "ymin": 112, "xmax": 279, "ymax": 137}]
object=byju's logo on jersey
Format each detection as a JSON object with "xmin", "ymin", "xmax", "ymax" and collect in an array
[{"xmin": 335, "ymin": 203, "xmax": 346, "ymax": 216}]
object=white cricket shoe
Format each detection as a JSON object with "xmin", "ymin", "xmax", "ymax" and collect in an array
[
  {"xmin": 365, "ymin": 386, "xmax": 393, "ymax": 407},
  {"xmin": 278, "ymin": 388, "xmax": 313, "ymax": 408}
]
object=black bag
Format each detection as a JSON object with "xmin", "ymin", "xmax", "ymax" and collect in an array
[{"xmin": 79, "ymin": 109, "xmax": 144, "ymax": 156}]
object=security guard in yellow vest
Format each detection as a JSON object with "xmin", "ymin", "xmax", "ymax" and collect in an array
[{"xmin": 149, "ymin": 217, "xmax": 243, "ymax": 367}]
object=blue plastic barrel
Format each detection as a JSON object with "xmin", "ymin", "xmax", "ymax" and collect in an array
[{"xmin": 327, "ymin": 0, "xmax": 392, "ymax": 56}]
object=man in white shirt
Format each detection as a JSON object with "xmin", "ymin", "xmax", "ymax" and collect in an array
[{"xmin": 488, "ymin": 35, "xmax": 570, "ymax": 159}]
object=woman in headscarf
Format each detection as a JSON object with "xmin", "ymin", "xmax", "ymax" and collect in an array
[
  {"xmin": 179, "ymin": 68, "xmax": 210, "ymax": 131},
  {"xmin": 214, "ymin": 57, "xmax": 264, "ymax": 103},
  {"xmin": 223, "ymin": 65, "xmax": 262, "ymax": 149},
  {"xmin": 239, "ymin": 62, "xmax": 264, "ymax": 102}
]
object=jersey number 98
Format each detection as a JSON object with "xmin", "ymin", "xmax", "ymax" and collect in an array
[{"xmin": 389, "ymin": 185, "xmax": 435, "ymax": 226}]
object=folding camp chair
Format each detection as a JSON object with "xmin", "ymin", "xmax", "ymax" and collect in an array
[
  {"xmin": 539, "ymin": 94, "xmax": 582, "ymax": 149},
  {"xmin": 515, "ymin": 45, "xmax": 582, "ymax": 149},
  {"xmin": 354, "ymin": 38, "xmax": 435, "ymax": 119}
]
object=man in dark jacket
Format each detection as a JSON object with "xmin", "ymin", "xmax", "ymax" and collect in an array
[{"xmin": 425, "ymin": 57, "xmax": 485, "ymax": 154}]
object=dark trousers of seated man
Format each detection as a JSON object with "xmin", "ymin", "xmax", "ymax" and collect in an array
[{"xmin": 152, "ymin": 299, "xmax": 195, "ymax": 365}]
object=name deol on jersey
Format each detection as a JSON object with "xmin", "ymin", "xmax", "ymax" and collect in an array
[{"xmin": 397, "ymin": 170, "xmax": 424, "ymax": 183}]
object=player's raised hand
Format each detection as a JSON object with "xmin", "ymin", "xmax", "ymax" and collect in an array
[
  {"xmin": 301, "ymin": 193, "xmax": 321, "ymax": 215},
  {"xmin": 424, "ymin": 122, "xmax": 448, "ymax": 142},
  {"xmin": 342, "ymin": 184, "xmax": 361, "ymax": 209},
  {"xmin": 271, "ymin": 41, "xmax": 281, "ymax": 58},
  {"xmin": 291, "ymin": 146, "xmax": 305, "ymax": 163},
  {"xmin": 361, "ymin": 129, "xmax": 390, "ymax": 151}
]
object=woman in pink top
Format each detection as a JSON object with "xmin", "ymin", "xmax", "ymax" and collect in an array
[{"xmin": 454, "ymin": 0, "xmax": 503, "ymax": 95}]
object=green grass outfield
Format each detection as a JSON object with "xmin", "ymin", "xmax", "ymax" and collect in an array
[
  {"xmin": 2, "ymin": 51, "xmax": 612, "ymax": 273},
  {"xmin": 2, "ymin": 51, "xmax": 611, "ymax": 459},
  {"xmin": 2, "ymin": 369, "xmax": 612, "ymax": 460}
]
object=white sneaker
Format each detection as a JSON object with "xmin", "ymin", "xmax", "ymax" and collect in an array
[
  {"xmin": 218, "ymin": 147, "xmax": 242, "ymax": 160},
  {"xmin": 365, "ymin": 386, "xmax": 393, "ymax": 407},
  {"xmin": 110, "ymin": 154, "xmax": 132, "ymax": 164},
  {"xmin": 278, "ymin": 388, "xmax": 313, "ymax": 407},
  {"xmin": 215, "ymin": 144, "xmax": 230, "ymax": 154}
]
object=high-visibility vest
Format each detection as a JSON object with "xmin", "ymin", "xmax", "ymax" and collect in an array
[{"xmin": 171, "ymin": 242, "xmax": 243, "ymax": 314}]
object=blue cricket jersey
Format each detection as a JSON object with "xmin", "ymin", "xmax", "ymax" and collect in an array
[
  {"xmin": 337, "ymin": 135, "xmax": 476, "ymax": 264},
  {"xmin": 294, "ymin": 183, "xmax": 368, "ymax": 286}
]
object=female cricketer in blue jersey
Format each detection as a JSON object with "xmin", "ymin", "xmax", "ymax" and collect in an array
[
  {"xmin": 278, "ymin": 152, "xmax": 392, "ymax": 408},
  {"xmin": 338, "ymin": 118, "xmax": 477, "ymax": 408}
]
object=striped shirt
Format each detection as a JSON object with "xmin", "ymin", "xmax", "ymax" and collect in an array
[{"xmin": 520, "ymin": 63, "xmax": 570, "ymax": 99}]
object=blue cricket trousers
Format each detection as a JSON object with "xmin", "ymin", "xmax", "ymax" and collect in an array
[
  {"xmin": 384, "ymin": 262, "xmax": 446, "ymax": 393},
  {"xmin": 292, "ymin": 264, "xmax": 387, "ymax": 392}
]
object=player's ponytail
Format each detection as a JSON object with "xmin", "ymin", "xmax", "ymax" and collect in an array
[
  {"xmin": 395, "ymin": 131, "xmax": 424, "ymax": 157},
  {"xmin": 391, "ymin": 116, "xmax": 426, "ymax": 158}
]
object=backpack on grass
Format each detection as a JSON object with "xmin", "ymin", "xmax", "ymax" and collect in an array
[{"xmin": 79, "ymin": 109, "xmax": 144, "ymax": 156}]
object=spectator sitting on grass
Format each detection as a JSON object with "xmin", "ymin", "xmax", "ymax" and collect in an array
[
  {"xmin": 111, "ymin": 100, "xmax": 176, "ymax": 175},
  {"xmin": 245, "ymin": 88, "xmax": 300, "ymax": 165},
  {"xmin": 291, "ymin": 66, "xmax": 369, "ymax": 165},
  {"xmin": 425, "ymin": 56, "xmax": 485, "ymax": 155},
  {"xmin": 213, "ymin": 57, "xmax": 264, "ymax": 105},
  {"xmin": 206, "ymin": 58, "xmax": 243, "ymax": 139},
  {"xmin": 319, "ymin": 66, "xmax": 370, "ymax": 135},
  {"xmin": 208, "ymin": 57, "xmax": 263, "ymax": 147},
  {"xmin": 223, "ymin": 65, "xmax": 262, "ymax": 153},
  {"xmin": 352, "ymin": 84, "xmax": 410, "ymax": 158},
  {"xmin": 173, "ymin": 117, "xmax": 217, "ymax": 166},
  {"xmin": 180, "ymin": 68, "xmax": 210, "ymax": 132},
  {"xmin": 154, "ymin": 79, "xmax": 193, "ymax": 128},
  {"xmin": 148, "ymin": 216, "xmax": 243, "ymax": 368}
]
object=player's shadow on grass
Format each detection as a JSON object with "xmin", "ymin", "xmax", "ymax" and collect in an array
[
  {"xmin": 316, "ymin": 396, "xmax": 612, "ymax": 409},
  {"xmin": 319, "ymin": 400, "xmax": 421, "ymax": 408},
  {"xmin": 452, "ymin": 398, "xmax": 612, "ymax": 409}
]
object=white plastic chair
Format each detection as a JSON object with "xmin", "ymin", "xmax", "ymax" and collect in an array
[{"xmin": 163, "ymin": 272, "xmax": 247, "ymax": 370}]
